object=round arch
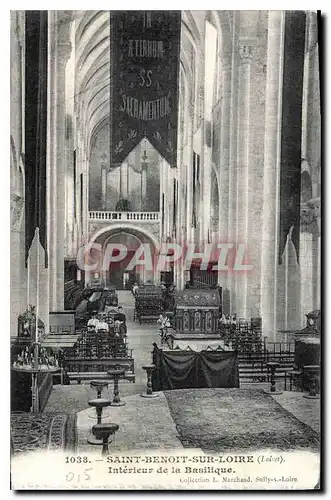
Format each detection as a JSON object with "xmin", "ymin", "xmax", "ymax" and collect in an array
[
  {"xmin": 88, "ymin": 223, "xmax": 160, "ymax": 253},
  {"xmin": 87, "ymin": 224, "xmax": 160, "ymax": 287}
]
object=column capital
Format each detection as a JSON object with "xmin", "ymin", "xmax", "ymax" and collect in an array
[
  {"xmin": 300, "ymin": 201, "xmax": 320, "ymax": 235},
  {"xmin": 219, "ymin": 47, "xmax": 232, "ymax": 70},
  {"xmin": 11, "ymin": 193, "xmax": 24, "ymax": 232},
  {"xmin": 239, "ymin": 43, "xmax": 254, "ymax": 63},
  {"xmin": 58, "ymin": 42, "xmax": 72, "ymax": 65},
  {"xmin": 238, "ymin": 38, "xmax": 256, "ymax": 63},
  {"xmin": 187, "ymin": 100, "xmax": 194, "ymax": 117}
]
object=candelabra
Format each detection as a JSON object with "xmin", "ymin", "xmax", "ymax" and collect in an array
[{"xmin": 12, "ymin": 343, "xmax": 60, "ymax": 412}]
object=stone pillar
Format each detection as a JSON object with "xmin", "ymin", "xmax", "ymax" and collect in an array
[
  {"xmin": 11, "ymin": 197, "xmax": 25, "ymax": 337},
  {"xmin": 306, "ymin": 13, "xmax": 320, "ymax": 170},
  {"xmin": 316, "ymin": 212, "xmax": 321, "ymax": 309},
  {"xmin": 186, "ymin": 102, "xmax": 194, "ymax": 245},
  {"xmin": 48, "ymin": 12, "xmax": 72, "ymax": 312},
  {"xmin": 83, "ymin": 153, "xmax": 89, "ymax": 240},
  {"xmin": 300, "ymin": 200, "xmax": 320, "ymax": 313},
  {"xmin": 235, "ymin": 41, "xmax": 253, "ymax": 318},
  {"xmin": 160, "ymin": 158, "xmax": 164, "ymax": 241},
  {"xmin": 101, "ymin": 165, "xmax": 107, "ymax": 210},
  {"xmin": 56, "ymin": 35, "xmax": 72, "ymax": 310},
  {"xmin": 227, "ymin": 12, "xmax": 239, "ymax": 313},
  {"xmin": 260, "ymin": 11, "xmax": 285, "ymax": 340},
  {"xmin": 218, "ymin": 49, "xmax": 232, "ymax": 304},
  {"xmin": 177, "ymin": 102, "xmax": 185, "ymax": 291},
  {"xmin": 300, "ymin": 212, "xmax": 314, "ymax": 325},
  {"xmin": 141, "ymin": 168, "xmax": 147, "ymax": 209},
  {"xmin": 218, "ymin": 51, "xmax": 232, "ymax": 241},
  {"xmin": 10, "ymin": 16, "xmax": 26, "ymax": 336},
  {"xmin": 199, "ymin": 84, "xmax": 210, "ymax": 245},
  {"xmin": 47, "ymin": 10, "xmax": 58, "ymax": 312},
  {"xmin": 118, "ymin": 161, "xmax": 128, "ymax": 200}
]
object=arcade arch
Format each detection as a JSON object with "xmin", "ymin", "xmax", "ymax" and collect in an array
[{"xmin": 86, "ymin": 225, "xmax": 159, "ymax": 288}]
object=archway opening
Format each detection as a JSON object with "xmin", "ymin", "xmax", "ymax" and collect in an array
[{"xmin": 91, "ymin": 227, "xmax": 158, "ymax": 290}]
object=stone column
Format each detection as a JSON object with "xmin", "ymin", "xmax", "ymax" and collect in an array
[
  {"xmin": 101, "ymin": 165, "xmax": 107, "ymax": 210},
  {"xmin": 11, "ymin": 196, "xmax": 24, "ymax": 337},
  {"xmin": 159, "ymin": 158, "xmax": 164, "ymax": 241},
  {"xmin": 199, "ymin": 84, "xmax": 210, "ymax": 245},
  {"xmin": 186, "ymin": 101, "xmax": 194, "ymax": 245},
  {"xmin": 227, "ymin": 12, "xmax": 239, "ymax": 313},
  {"xmin": 316, "ymin": 211, "xmax": 321, "ymax": 309},
  {"xmin": 260, "ymin": 11, "xmax": 285, "ymax": 340},
  {"xmin": 306, "ymin": 13, "xmax": 320, "ymax": 170},
  {"xmin": 218, "ymin": 49, "xmax": 232, "ymax": 305},
  {"xmin": 177, "ymin": 101, "xmax": 185, "ymax": 291},
  {"xmin": 141, "ymin": 168, "xmax": 147, "ymax": 209},
  {"xmin": 83, "ymin": 151, "xmax": 89, "ymax": 240},
  {"xmin": 119, "ymin": 161, "xmax": 128, "ymax": 200},
  {"xmin": 235, "ymin": 41, "xmax": 253, "ymax": 318},
  {"xmin": 218, "ymin": 51, "xmax": 232, "ymax": 241},
  {"xmin": 300, "ymin": 206, "xmax": 315, "ymax": 324},
  {"xmin": 306, "ymin": 200, "xmax": 320, "ymax": 311},
  {"xmin": 47, "ymin": 10, "xmax": 58, "ymax": 312},
  {"xmin": 56, "ymin": 37, "xmax": 72, "ymax": 310}
]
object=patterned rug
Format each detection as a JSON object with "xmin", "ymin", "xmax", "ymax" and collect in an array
[
  {"xmin": 11, "ymin": 412, "xmax": 77, "ymax": 455},
  {"xmin": 164, "ymin": 388, "xmax": 320, "ymax": 452}
]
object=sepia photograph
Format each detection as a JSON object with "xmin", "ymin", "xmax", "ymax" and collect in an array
[{"xmin": 9, "ymin": 8, "xmax": 321, "ymax": 490}]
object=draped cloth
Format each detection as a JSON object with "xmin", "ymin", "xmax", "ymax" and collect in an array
[{"xmin": 152, "ymin": 344, "xmax": 239, "ymax": 391}]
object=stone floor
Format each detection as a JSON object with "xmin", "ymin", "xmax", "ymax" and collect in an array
[
  {"xmin": 77, "ymin": 392, "xmax": 184, "ymax": 453},
  {"xmin": 45, "ymin": 290, "xmax": 320, "ymax": 447},
  {"xmin": 76, "ymin": 388, "xmax": 320, "ymax": 454}
]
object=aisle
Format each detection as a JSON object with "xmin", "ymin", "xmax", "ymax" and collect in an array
[
  {"xmin": 117, "ymin": 290, "xmax": 160, "ymax": 389},
  {"xmin": 44, "ymin": 290, "xmax": 160, "ymax": 413}
]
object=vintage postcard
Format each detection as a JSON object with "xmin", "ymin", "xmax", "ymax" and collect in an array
[{"xmin": 10, "ymin": 9, "xmax": 321, "ymax": 490}]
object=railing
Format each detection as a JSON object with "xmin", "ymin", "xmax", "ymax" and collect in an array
[{"xmin": 89, "ymin": 211, "xmax": 160, "ymax": 222}]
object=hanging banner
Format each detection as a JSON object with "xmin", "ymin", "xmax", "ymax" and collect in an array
[{"xmin": 110, "ymin": 11, "xmax": 181, "ymax": 168}]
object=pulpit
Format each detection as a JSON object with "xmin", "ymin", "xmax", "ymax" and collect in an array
[{"xmin": 294, "ymin": 310, "xmax": 320, "ymax": 392}]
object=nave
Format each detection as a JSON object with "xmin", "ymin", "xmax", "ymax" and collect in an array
[
  {"xmin": 10, "ymin": 10, "xmax": 321, "ymax": 490},
  {"xmin": 42, "ymin": 291, "xmax": 319, "ymax": 456}
]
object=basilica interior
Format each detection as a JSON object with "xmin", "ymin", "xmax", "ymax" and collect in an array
[{"xmin": 10, "ymin": 10, "xmax": 321, "ymax": 483}]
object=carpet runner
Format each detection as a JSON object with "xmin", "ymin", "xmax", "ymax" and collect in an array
[{"xmin": 164, "ymin": 388, "xmax": 320, "ymax": 452}]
